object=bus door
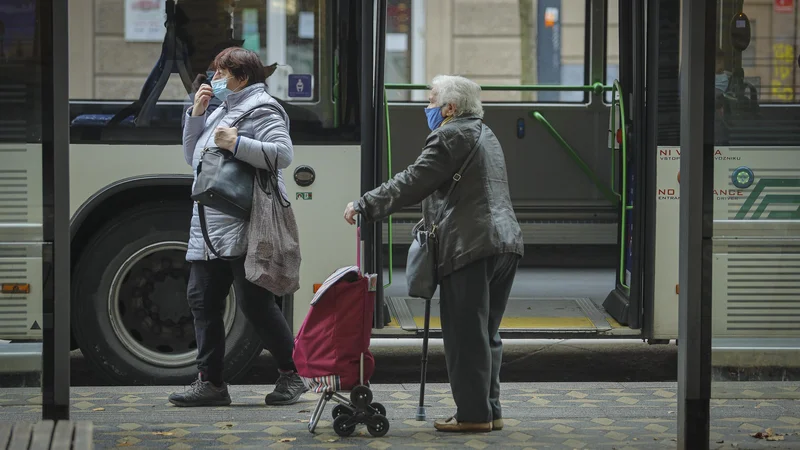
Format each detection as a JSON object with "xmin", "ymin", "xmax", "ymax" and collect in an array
[{"xmin": 372, "ymin": 0, "xmax": 643, "ymax": 338}]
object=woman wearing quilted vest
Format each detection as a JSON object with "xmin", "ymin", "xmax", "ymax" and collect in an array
[{"xmin": 168, "ymin": 47, "xmax": 307, "ymax": 407}]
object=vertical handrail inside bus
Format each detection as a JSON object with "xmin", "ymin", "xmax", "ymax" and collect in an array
[
  {"xmin": 382, "ymin": 86, "xmax": 393, "ymax": 289},
  {"xmin": 383, "ymin": 83, "xmax": 615, "ymax": 290},
  {"xmin": 613, "ymin": 79, "xmax": 631, "ymax": 289}
]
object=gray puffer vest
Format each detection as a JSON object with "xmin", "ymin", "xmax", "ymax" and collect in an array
[{"xmin": 183, "ymin": 83, "xmax": 293, "ymax": 262}]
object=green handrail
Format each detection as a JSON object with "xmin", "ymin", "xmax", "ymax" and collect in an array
[
  {"xmin": 530, "ymin": 112, "xmax": 617, "ymax": 204},
  {"xmin": 382, "ymin": 86, "xmax": 393, "ymax": 289},
  {"xmin": 613, "ymin": 80, "xmax": 630, "ymax": 290},
  {"xmin": 385, "ymin": 82, "xmax": 610, "ymax": 94}
]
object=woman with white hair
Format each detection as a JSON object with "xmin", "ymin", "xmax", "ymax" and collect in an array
[{"xmin": 343, "ymin": 75, "xmax": 524, "ymax": 432}]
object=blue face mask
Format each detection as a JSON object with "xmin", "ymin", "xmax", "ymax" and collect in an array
[
  {"xmin": 211, "ymin": 77, "xmax": 233, "ymax": 101},
  {"xmin": 715, "ymin": 73, "xmax": 729, "ymax": 93},
  {"xmin": 425, "ymin": 105, "xmax": 446, "ymax": 131}
]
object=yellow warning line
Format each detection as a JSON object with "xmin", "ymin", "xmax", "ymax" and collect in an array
[{"xmin": 411, "ymin": 316, "xmax": 595, "ymax": 329}]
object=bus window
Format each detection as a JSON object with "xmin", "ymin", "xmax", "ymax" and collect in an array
[
  {"xmin": 383, "ymin": 0, "xmax": 589, "ymax": 103},
  {"xmin": 67, "ymin": 0, "xmax": 347, "ymax": 145}
]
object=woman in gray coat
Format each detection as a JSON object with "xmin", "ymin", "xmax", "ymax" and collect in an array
[
  {"xmin": 344, "ymin": 75, "xmax": 524, "ymax": 432},
  {"xmin": 169, "ymin": 47, "xmax": 307, "ymax": 407}
]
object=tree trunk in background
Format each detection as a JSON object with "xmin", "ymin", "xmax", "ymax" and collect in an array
[{"xmin": 519, "ymin": 0, "xmax": 538, "ymax": 101}]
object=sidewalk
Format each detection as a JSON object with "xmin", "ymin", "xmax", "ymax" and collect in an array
[{"xmin": 1, "ymin": 382, "xmax": 798, "ymax": 449}]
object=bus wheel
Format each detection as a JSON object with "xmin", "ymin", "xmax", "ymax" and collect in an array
[{"xmin": 71, "ymin": 202, "xmax": 263, "ymax": 385}]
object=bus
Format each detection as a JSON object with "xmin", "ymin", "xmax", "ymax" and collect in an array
[{"xmin": 1, "ymin": 0, "xmax": 798, "ymax": 385}]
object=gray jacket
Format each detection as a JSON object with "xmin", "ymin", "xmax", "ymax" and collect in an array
[
  {"xmin": 183, "ymin": 83, "xmax": 292, "ymax": 261},
  {"xmin": 356, "ymin": 116, "xmax": 524, "ymax": 279}
]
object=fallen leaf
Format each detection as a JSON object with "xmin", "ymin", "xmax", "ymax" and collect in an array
[
  {"xmin": 327, "ymin": 439, "xmax": 338, "ymax": 442},
  {"xmin": 278, "ymin": 438, "xmax": 297, "ymax": 443},
  {"xmin": 154, "ymin": 432, "xmax": 174, "ymax": 436},
  {"xmin": 218, "ymin": 423, "xmax": 234, "ymax": 429},
  {"xmin": 716, "ymin": 439, "xmax": 724, "ymax": 444},
  {"xmin": 751, "ymin": 428, "xmax": 785, "ymax": 441},
  {"xmin": 298, "ymin": 409, "xmax": 310, "ymax": 413},
  {"xmin": 92, "ymin": 407, "xmax": 105, "ymax": 411},
  {"xmin": 297, "ymin": 419, "xmax": 309, "ymax": 423}
]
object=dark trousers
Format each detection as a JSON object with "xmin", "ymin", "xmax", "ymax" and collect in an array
[
  {"xmin": 188, "ymin": 257, "xmax": 295, "ymax": 384},
  {"xmin": 439, "ymin": 252, "xmax": 519, "ymax": 423}
]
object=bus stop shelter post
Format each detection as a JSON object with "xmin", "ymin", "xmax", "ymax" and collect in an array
[
  {"xmin": 677, "ymin": 0, "xmax": 716, "ymax": 447},
  {"xmin": 42, "ymin": 0, "xmax": 71, "ymax": 421}
]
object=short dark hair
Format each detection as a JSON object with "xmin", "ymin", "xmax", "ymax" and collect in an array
[{"xmin": 213, "ymin": 47, "xmax": 265, "ymax": 87}]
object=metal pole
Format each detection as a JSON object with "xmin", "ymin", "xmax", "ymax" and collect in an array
[
  {"xmin": 373, "ymin": 0, "xmax": 387, "ymax": 328},
  {"xmin": 359, "ymin": 0, "xmax": 375, "ymax": 274},
  {"xmin": 41, "ymin": 0, "xmax": 71, "ymax": 421},
  {"xmin": 677, "ymin": 0, "xmax": 716, "ymax": 447}
]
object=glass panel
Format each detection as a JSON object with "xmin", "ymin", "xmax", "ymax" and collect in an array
[
  {"xmin": 710, "ymin": 0, "xmax": 800, "ymax": 439},
  {"xmin": 605, "ymin": 0, "xmax": 619, "ymax": 103},
  {"xmin": 385, "ymin": 0, "xmax": 589, "ymax": 103},
  {"xmin": 69, "ymin": 0, "xmax": 341, "ymax": 146},
  {"xmin": 0, "ymin": 0, "xmax": 45, "ymax": 410}
]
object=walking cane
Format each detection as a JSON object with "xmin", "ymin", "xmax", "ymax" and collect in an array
[{"xmin": 416, "ymin": 295, "xmax": 432, "ymax": 421}]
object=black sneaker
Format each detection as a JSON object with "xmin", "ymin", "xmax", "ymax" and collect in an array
[
  {"xmin": 265, "ymin": 370, "xmax": 308, "ymax": 405},
  {"xmin": 169, "ymin": 374, "xmax": 232, "ymax": 407}
]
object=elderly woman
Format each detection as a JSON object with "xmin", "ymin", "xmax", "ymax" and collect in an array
[
  {"xmin": 169, "ymin": 47, "xmax": 307, "ymax": 407},
  {"xmin": 344, "ymin": 75, "xmax": 523, "ymax": 432}
]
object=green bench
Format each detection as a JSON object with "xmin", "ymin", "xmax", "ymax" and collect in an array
[{"xmin": 0, "ymin": 421, "xmax": 93, "ymax": 450}]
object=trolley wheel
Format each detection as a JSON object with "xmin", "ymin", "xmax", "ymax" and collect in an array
[
  {"xmin": 370, "ymin": 402, "xmax": 386, "ymax": 417},
  {"xmin": 333, "ymin": 414, "xmax": 357, "ymax": 437},
  {"xmin": 350, "ymin": 385, "xmax": 373, "ymax": 408},
  {"xmin": 367, "ymin": 414, "xmax": 390, "ymax": 437},
  {"xmin": 332, "ymin": 404, "xmax": 350, "ymax": 420}
]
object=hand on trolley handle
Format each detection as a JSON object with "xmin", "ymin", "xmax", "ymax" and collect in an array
[{"xmin": 344, "ymin": 201, "xmax": 359, "ymax": 225}]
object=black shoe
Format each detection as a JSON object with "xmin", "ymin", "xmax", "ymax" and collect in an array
[
  {"xmin": 169, "ymin": 374, "xmax": 232, "ymax": 407},
  {"xmin": 265, "ymin": 370, "xmax": 308, "ymax": 405}
]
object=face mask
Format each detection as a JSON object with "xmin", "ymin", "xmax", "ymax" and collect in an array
[
  {"xmin": 211, "ymin": 77, "xmax": 233, "ymax": 101},
  {"xmin": 715, "ymin": 73, "xmax": 729, "ymax": 93},
  {"xmin": 425, "ymin": 105, "xmax": 446, "ymax": 131}
]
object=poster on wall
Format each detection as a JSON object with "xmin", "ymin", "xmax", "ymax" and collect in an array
[{"xmin": 124, "ymin": 0, "xmax": 166, "ymax": 42}]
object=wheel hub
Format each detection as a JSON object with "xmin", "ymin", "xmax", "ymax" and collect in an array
[{"xmin": 108, "ymin": 242, "xmax": 236, "ymax": 368}]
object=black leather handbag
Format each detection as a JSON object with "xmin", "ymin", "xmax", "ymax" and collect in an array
[{"xmin": 190, "ymin": 106, "xmax": 263, "ymax": 220}]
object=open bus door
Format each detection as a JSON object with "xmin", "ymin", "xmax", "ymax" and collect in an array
[
  {"xmin": 603, "ymin": 0, "xmax": 645, "ymax": 331},
  {"xmin": 603, "ymin": 0, "xmax": 683, "ymax": 343}
]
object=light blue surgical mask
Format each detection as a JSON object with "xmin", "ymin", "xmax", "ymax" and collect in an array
[
  {"xmin": 211, "ymin": 77, "xmax": 233, "ymax": 101},
  {"xmin": 425, "ymin": 105, "xmax": 446, "ymax": 131},
  {"xmin": 715, "ymin": 73, "xmax": 729, "ymax": 93}
]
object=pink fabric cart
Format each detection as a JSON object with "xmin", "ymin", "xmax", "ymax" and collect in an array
[{"xmin": 292, "ymin": 230, "xmax": 389, "ymax": 437}]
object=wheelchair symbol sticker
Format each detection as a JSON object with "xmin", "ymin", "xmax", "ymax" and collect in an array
[{"xmin": 288, "ymin": 74, "xmax": 313, "ymax": 98}]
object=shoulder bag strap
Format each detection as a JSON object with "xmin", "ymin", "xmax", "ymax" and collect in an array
[
  {"xmin": 196, "ymin": 105, "xmax": 271, "ymax": 261},
  {"xmin": 430, "ymin": 124, "xmax": 486, "ymax": 232},
  {"xmin": 198, "ymin": 204, "xmax": 239, "ymax": 260}
]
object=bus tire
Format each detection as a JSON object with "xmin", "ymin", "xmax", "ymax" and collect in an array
[{"xmin": 71, "ymin": 201, "xmax": 264, "ymax": 385}]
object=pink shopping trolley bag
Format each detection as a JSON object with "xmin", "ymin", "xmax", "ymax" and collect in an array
[{"xmin": 293, "ymin": 265, "xmax": 377, "ymax": 393}]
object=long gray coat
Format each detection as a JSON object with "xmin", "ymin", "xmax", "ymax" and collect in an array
[{"xmin": 183, "ymin": 83, "xmax": 292, "ymax": 261}]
